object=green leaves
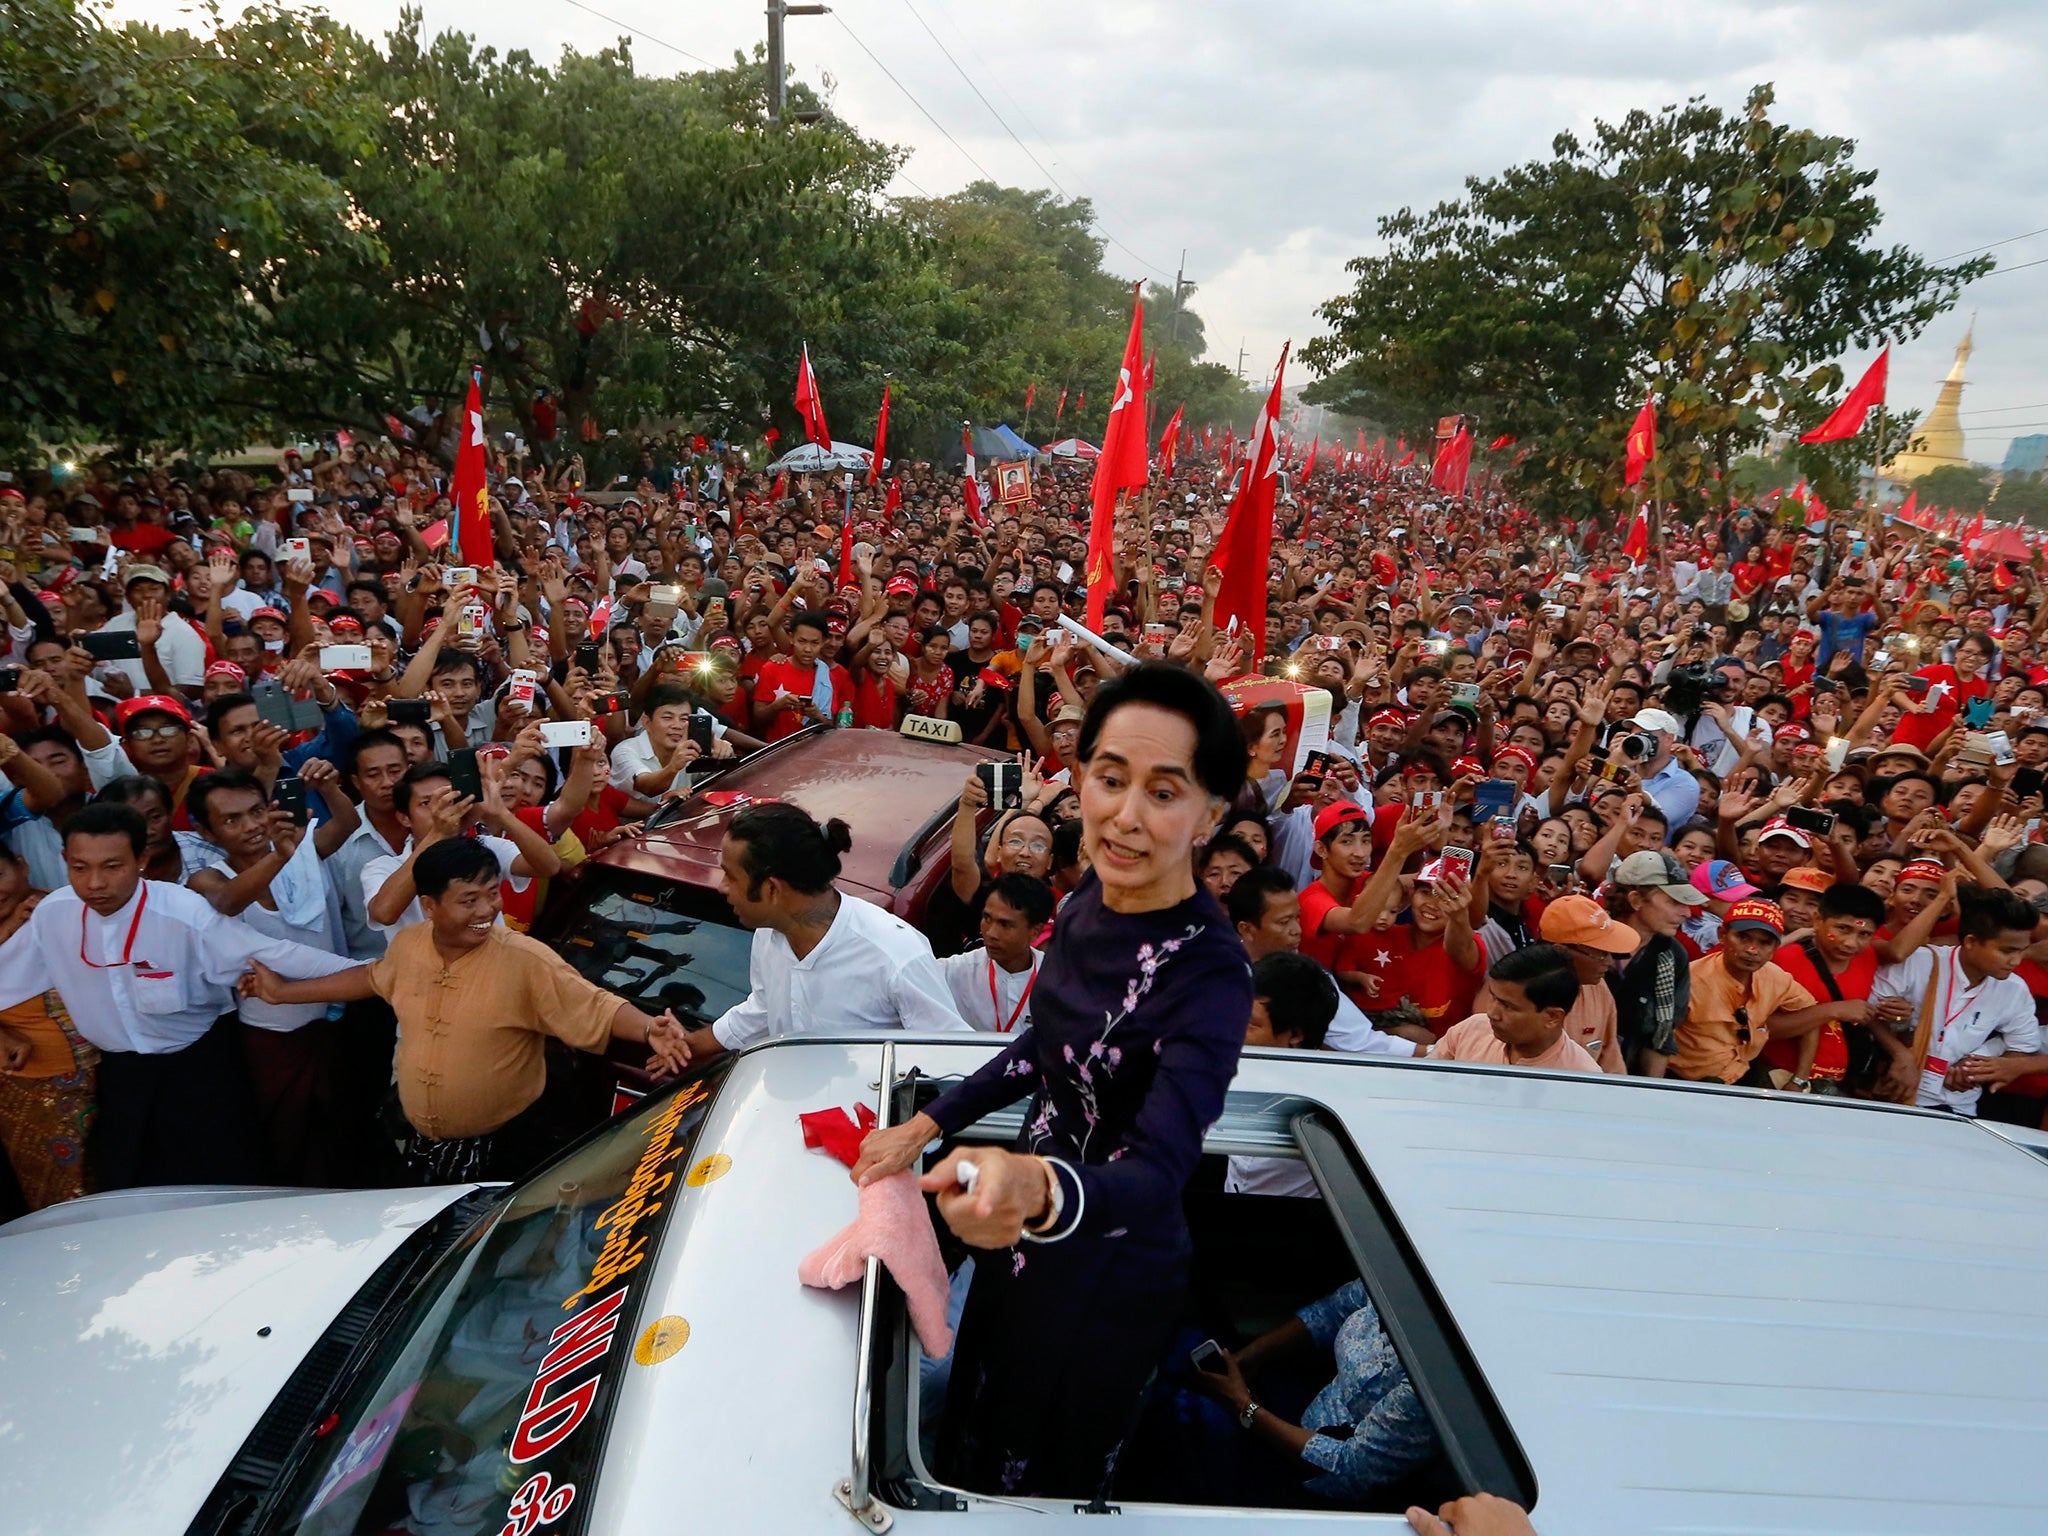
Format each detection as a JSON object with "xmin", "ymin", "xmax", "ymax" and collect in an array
[{"xmin": 1303, "ymin": 84, "xmax": 1985, "ymax": 521}]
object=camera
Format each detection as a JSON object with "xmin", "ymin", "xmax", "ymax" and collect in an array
[
  {"xmin": 1661, "ymin": 661, "xmax": 1720, "ymax": 718},
  {"xmin": 1616, "ymin": 731, "xmax": 1658, "ymax": 763}
]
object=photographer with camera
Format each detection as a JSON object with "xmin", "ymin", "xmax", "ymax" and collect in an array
[{"xmin": 1617, "ymin": 706, "xmax": 1698, "ymax": 841}]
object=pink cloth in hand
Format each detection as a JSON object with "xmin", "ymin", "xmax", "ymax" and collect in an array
[{"xmin": 798, "ymin": 1170, "xmax": 955, "ymax": 1359}]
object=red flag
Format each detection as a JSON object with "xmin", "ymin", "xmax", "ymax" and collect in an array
[
  {"xmin": 1077, "ymin": 388, "xmax": 1086, "ymax": 412},
  {"xmin": 867, "ymin": 379, "xmax": 890, "ymax": 486},
  {"xmin": 1394, "ymin": 447, "xmax": 1415, "ymax": 469},
  {"xmin": 1623, "ymin": 396, "xmax": 1656, "ymax": 487},
  {"xmin": 451, "ymin": 371, "xmax": 493, "ymax": 570},
  {"xmin": 1897, "ymin": 490, "xmax": 1919, "ymax": 526},
  {"xmin": 770, "ymin": 472, "xmax": 788, "ymax": 500},
  {"xmin": 884, "ymin": 478, "xmax": 901, "ymax": 516},
  {"xmin": 1202, "ymin": 425, "xmax": 1214, "ymax": 453},
  {"xmin": 1084, "ymin": 287, "xmax": 1149, "ymax": 627},
  {"xmin": 837, "ymin": 515, "xmax": 855, "ymax": 587},
  {"xmin": 1303, "ymin": 436, "xmax": 1319, "ymax": 478},
  {"xmin": 764, "ymin": 426, "xmax": 781, "ymax": 447},
  {"xmin": 1489, "ymin": 433, "xmax": 1517, "ymax": 450},
  {"xmin": 1141, "ymin": 350, "xmax": 1156, "ymax": 392},
  {"xmin": 1621, "ymin": 508, "xmax": 1649, "ymax": 561},
  {"xmin": 795, "ymin": 344, "xmax": 831, "ymax": 447},
  {"xmin": 1356, "ymin": 429, "xmax": 1366, "ymax": 454},
  {"xmin": 1157, "ymin": 404, "xmax": 1185, "ymax": 476},
  {"xmin": 961, "ymin": 423, "xmax": 987, "ymax": 528},
  {"xmin": 1431, "ymin": 428, "xmax": 1473, "ymax": 497},
  {"xmin": 1025, "ymin": 381, "xmax": 1036, "ymax": 412},
  {"xmin": 1964, "ymin": 510, "xmax": 1985, "ymax": 547},
  {"xmin": 1207, "ymin": 343, "xmax": 1288, "ymax": 660},
  {"xmin": 1800, "ymin": 348, "xmax": 1888, "ymax": 444},
  {"xmin": 1054, "ymin": 386, "xmax": 1067, "ymax": 426}
]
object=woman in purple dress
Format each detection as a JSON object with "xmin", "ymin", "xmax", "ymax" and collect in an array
[{"xmin": 854, "ymin": 663, "xmax": 1252, "ymax": 1502}]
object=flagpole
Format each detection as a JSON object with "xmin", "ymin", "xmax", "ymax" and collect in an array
[
  {"xmin": 1648, "ymin": 390, "xmax": 1665, "ymax": 570},
  {"xmin": 1023, "ymin": 386, "xmax": 1034, "ymax": 443}
]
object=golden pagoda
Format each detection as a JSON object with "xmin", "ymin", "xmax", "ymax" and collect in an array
[{"xmin": 1884, "ymin": 320, "xmax": 1974, "ymax": 484}]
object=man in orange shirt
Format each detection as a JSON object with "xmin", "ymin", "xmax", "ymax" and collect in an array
[
  {"xmin": 1432, "ymin": 944, "xmax": 1601, "ymax": 1073},
  {"xmin": 1672, "ymin": 898, "xmax": 1856, "ymax": 1086}
]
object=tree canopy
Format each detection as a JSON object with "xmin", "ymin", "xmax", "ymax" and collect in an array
[
  {"xmin": 2, "ymin": 1, "xmax": 1247, "ymax": 465},
  {"xmin": 1301, "ymin": 84, "xmax": 1987, "ymax": 519}
]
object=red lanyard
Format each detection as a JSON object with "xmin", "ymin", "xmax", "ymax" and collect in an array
[
  {"xmin": 1935, "ymin": 949, "xmax": 1983, "ymax": 1054},
  {"xmin": 79, "ymin": 885, "xmax": 148, "ymax": 969},
  {"xmin": 988, "ymin": 956, "xmax": 1037, "ymax": 1033}
]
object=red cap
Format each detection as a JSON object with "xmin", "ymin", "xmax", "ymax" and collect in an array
[
  {"xmin": 1368, "ymin": 707, "xmax": 1409, "ymax": 730},
  {"xmin": 326, "ymin": 614, "xmax": 364, "ymax": 635},
  {"xmin": 1313, "ymin": 801, "xmax": 1371, "ymax": 841},
  {"xmin": 250, "ymin": 606, "xmax": 289, "ymax": 626},
  {"xmin": 204, "ymin": 660, "xmax": 247, "ymax": 683},
  {"xmin": 1723, "ymin": 897, "xmax": 1785, "ymax": 936},
  {"xmin": 115, "ymin": 693, "xmax": 193, "ymax": 729}
]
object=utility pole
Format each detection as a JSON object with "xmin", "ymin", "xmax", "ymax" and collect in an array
[
  {"xmin": 1167, "ymin": 250, "xmax": 1194, "ymax": 347},
  {"xmin": 1235, "ymin": 339, "xmax": 1247, "ymax": 382},
  {"xmin": 766, "ymin": 0, "xmax": 828, "ymax": 121}
]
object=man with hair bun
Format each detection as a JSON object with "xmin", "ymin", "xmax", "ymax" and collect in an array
[{"xmin": 678, "ymin": 801, "xmax": 970, "ymax": 1062}]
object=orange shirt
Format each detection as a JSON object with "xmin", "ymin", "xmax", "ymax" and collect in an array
[
  {"xmin": 1673, "ymin": 951, "xmax": 1818, "ymax": 1084},
  {"xmin": 367, "ymin": 924, "xmax": 623, "ymax": 1139}
]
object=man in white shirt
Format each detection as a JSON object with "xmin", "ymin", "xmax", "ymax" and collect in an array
[
  {"xmin": 680, "ymin": 802, "xmax": 969, "ymax": 1060},
  {"xmin": 1869, "ymin": 888, "xmax": 2048, "ymax": 1115},
  {"xmin": 1225, "ymin": 953, "xmax": 1347, "ymax": 1197},
  {"xmin": 361, "ymin": 758, "xmax": 559, "ymax": 936},
  {"xmin": 0, "ymin": 800, "xmax": 360, "ymax": 1188},
  {"xmin": 94, "ymin": 565, "xmax": 208, "ymax": 692},
  {"xmin": 937, "ymin": 873, "xmax": 1052, "ymax": 1033}
]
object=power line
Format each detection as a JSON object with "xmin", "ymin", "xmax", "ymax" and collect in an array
[
  {"xmin": 895, "ymin": 0, "xmax": 1065, "ymax": 195},
  {"xmin": 1937, "ymin": 225, "xmax": 2048, "ymax": 263},
  {"xmin": 556, "ymin": 0, "xmax": 717, "ymax": 68},
  {"xmin": 829, "ymin": 11, "xmax": 997, "ymax": 182},
  {"xmin": 1969, "ymin": 253, "xmax": 2048, "ymax": 281},
  {"xmin": 1959, "ymin": 401, "xmax": 2048, "ymax": 419}
]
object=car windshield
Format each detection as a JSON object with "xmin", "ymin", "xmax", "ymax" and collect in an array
[
  {"xmin": 270, "ymin": 1060, "xmax": 732, "ymax": 1536},
  {"xmin": 534, "ymin": 865, "xmax": 754, "ymax": 1027}
]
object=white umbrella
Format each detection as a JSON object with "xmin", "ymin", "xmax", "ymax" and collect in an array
[{"xmin": 766, "ymin": 439, "xmax": 873, "ymax": 473}]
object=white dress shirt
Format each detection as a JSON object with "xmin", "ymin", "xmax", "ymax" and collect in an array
[
  {"xmin": 938, "ymin": 946, "xmax": 1044, "ymax": 1033},
  {"xmin": 711, "ymin": 893, "xmax": 971, "ymax": 1050},
  {"xmin": 0, "ymin": 880, "xmax": 359, "ymax": 1054},
  {"xmin": 1870, "ymin": 946, "xmax": 2044, "ymax": 1116},
  {"xmin": 359, "ymin": 833, "xmax": 526, "ymax": 937},
  {"xmin": 1324, "ymin": 991, "xmax": 1419, "ymax": 1058}
]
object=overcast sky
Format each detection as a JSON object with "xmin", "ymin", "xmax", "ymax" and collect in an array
[{"xmin": 112, "ymin": 0, "xmax": 2048, "ymax": 465}]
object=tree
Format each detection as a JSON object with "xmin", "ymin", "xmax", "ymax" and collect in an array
[
  {"xmin": 263, "ymin": 16, "xmax": 952, "ymax": 456},
  {"xmin": 1301, "ymin": 85, "xmax": 1987, "ymax": 519},
  {"xmin": 1915, "ymin": 463, "xmax": 1993, "ymax": 515},
  {"xmin": 0, "ymin": 0, "xmax": 382, "ymax": 458},
  {"xmin": 1992, "ymin": 473, "xmax": 2048, "ymax": 527}
]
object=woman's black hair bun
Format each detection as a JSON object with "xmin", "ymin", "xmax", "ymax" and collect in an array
[{"xmin": 821, "ymin": 817, "xmax": 854, "ymax": 855}]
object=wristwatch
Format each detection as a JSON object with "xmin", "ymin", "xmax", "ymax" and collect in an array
[{"xmin": 1238, "ymin": 1400, "xmax": 1261, "ymax": 1431}]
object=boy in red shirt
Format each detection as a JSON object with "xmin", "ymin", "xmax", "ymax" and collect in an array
[
  {"xmin": 1764, "ymin": 882, "xmax": 1915, "ymax": 1097},
  {"xmin": 752, "ymin": 611, "xmax": 851, "ymax": 741}
]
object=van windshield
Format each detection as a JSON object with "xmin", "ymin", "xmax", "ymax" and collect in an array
[
  {"xmin": 531, "ymin": 866, "xmax": 754, "ymax": 1027},
  {"xmin": 272, "ymin": 1062, "xmax": 731, "ymax": 1536}
]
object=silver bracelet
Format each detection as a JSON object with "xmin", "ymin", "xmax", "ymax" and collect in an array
[{"xmin": 1019, "ymin": 1156, "xmax": 1084, "ymax": 1244}]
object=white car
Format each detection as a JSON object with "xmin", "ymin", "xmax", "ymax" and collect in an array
[{"xmin": 5, "ymin": 1038, "xmax": 2048, "ymax": 1535}]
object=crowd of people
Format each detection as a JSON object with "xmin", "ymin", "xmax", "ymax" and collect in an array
[
  {"xmin": 3, "ymin": 431, "xmax": 2047, "ymax": 1207},
  {"xmin": 0, "ymin": 424, "xmax": 2043, "ymax": 1510}
]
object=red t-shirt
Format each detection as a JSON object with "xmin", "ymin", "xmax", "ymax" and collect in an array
[
  {"xmin": 1763, "ymin": 940, "xmax": 1876, "ymax": 1081},
  {"xmin": 1380, "ymin": 923, "xmax": 1485, "ymax": 1036},
  {"xmin": 111, "ymin": 522, "xmax": 178, "ymax": 557},
  {"xmin": 1894, "ymin": 664, "xmax": 1990, "ymax": 751},
  {"xmin": 1299, "ymin": 876, "xmax": 1364, "ymax": 974},
  {"xmin": 754, "ymin": 656, "xmax": 847, "ymax": 741},
  {"xmin": 851, "ymin": 672, "xmax": 899, "ymax": 730}
]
